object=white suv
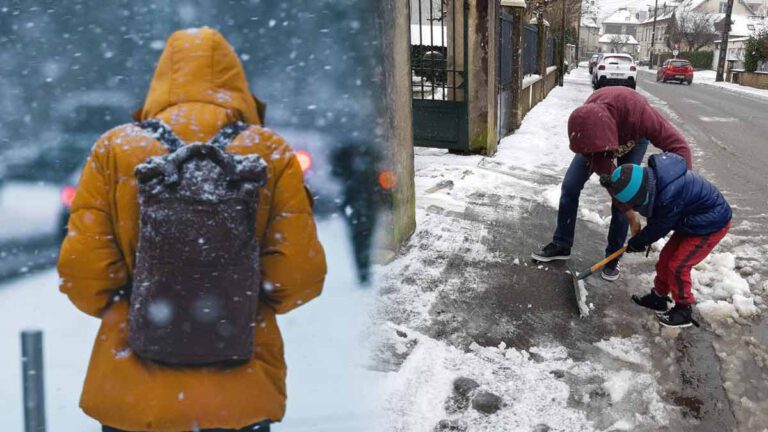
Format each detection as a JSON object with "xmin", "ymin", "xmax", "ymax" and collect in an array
[{"xmin": 592, "ymin": 53, "xmax": 637, "ymax": 90}]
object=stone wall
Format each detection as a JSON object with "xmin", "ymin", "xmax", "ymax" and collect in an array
[
  {"xmin": 517, "ymin": 67, "xmax": 558, "ymax": 121},
  {"xmin": 377, "ymin": 0, "xmax": 416, "ymax": 254},
  {"xmin": 734, "ymin": 71, "xmax": 768, "ymax": 90},
  {"xmin": 467, "ymin": 0, "xmax": 498, "ymax": 155}
]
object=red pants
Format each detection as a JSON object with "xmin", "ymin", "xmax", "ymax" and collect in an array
[{"xmin": 654, "ymin": 221, "xmax": 730, "ymax": 305}]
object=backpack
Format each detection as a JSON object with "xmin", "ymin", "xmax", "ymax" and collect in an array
[{"xmin": 128, "ymin": 119, "xmax": 267, "ymax": 366}]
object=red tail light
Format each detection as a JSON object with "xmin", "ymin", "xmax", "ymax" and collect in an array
[
  {"xmin": 61, "ymin": 185, "xmax": 77, "ymax": 208},
  {"xmin": 630, "ymin": 66, "xmax": 636, "ymax": 71},
  {"xmin": 598, "ymin": 65, "xmax": 605, "ymax": 70},
  {"xmin": 378, "ymin": 170, "xmax": 398, "ymax": 190},
  {"xmin": 295, "ymin": 150, "xmax": 313, "ymax": 174}
]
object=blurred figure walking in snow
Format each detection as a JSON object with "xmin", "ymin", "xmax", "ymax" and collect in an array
[
  {"xmin": 532, "ymin": 86, "xmax": 692, "ymax": 281},
  {"xmin": 331, "ymin": 141, "xmax": 389, "ymax": 286},
  {"xmin": 58, "ymin": 28, "xmax": 326, "ymax": 431},
  {"xmin": 601, "ymin": 153, "xmax": 732, "ymax": 328}
]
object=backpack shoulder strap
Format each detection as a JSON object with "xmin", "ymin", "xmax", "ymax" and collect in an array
[
  {"xmin": 207, "ymin": 121, "xmax": 251, "ymax": 151},
  {"xmin": 137, "ymin": 119, "xmax": 184, "ymax": 153}
]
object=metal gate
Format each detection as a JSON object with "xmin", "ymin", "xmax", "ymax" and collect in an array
[
  {"xmin": 523, "ymin": 24, "xmax": 539, "ymax": 76},
  {"xmin": 410, "ymin": 0, "xmax": 469, "ymax": 151},
  {"xmin": 498, "ymin": 11, "xmax": 515, "ymax": 138}
]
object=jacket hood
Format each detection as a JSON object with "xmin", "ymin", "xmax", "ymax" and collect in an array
[
  {"xmin": 649, "ymin": 152, "xmax": 688, "ymax": 188},
  {"xmin": 137, "ymin": 27, "xmax": 262, "ymax": 125},
  {"xmin": 568, "ymin": 104, "xmax": 619, "ymax": 155}
]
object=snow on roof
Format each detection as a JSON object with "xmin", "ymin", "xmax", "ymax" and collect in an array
[
  {"xmin": 677, "ymin": 0, "xmax": 709, "ymax": 11},
  {"xmin": 598, "ymin": 33, "xmax": 640, "ymax": 44},
  {"xmin": 581, "ymin": 17, "xmax": 600, "ymax": 28},
  {"xmin": 639, "ymin": 1, "xmax": 682, "ymax": 24},
  {"xmin": 603, "ymin": 8, "xmax": 640, "ymax": 24},
  {"xmin": 410, "ymin": 24, "xmax": 447, "ymax": 47},
  {"xmin": 727, "ymin": 15, "xmax": 768, "ymax": 36}
]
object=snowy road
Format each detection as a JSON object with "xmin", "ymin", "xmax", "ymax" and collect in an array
[{"xmin": 0, "ymin": 217, "xmax": 384, "ymax": 431}]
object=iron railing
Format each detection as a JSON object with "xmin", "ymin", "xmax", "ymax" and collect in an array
[{"xmin": 410, "ymin": 0, "xmax": 465, "ymax": 101}]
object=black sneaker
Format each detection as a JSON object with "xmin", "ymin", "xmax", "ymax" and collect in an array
[
  {"xmin": 600, "ymin": 259, "xmax": 621, "ymax": 281},
  {"xmin": 631, "ymin": 289, "xmax": 673, "ymax": 313},
  {"xmin": 531, "ymin": 242, "xmax": 571, "ymax": 262},
  {"xmin": 658, "ymin": 304, "xmax": 693, "ymax": 328}
]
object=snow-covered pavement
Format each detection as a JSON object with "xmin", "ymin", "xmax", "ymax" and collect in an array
[
  {"xmin": 0, "ymin": 217, "xmax": 384, "ymax": 431},
  {"xmin": 377, "ymin": 68, "xmax": 767, "ymax": 431}
]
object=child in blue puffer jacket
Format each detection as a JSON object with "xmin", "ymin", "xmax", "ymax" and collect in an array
[{"xmin": 600, "ymin": 152, "xmax": 732, "ymax": 327}]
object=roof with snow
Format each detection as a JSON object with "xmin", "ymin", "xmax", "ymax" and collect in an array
[
  {"xmin": 640, "ymin": 1, "xmax": 681, "ymax": 24},
  {"xmin": 581, "ymin": 17, "xmax": 600, "ymax": 28},
  {"xmin": 603, "ymin": 8, "xmax": 641, "ymax": 24},
  {"xmin": 727, "ymin": 15, "xmax": 768, "ymax": 37},
  {"xmin": 598, "ymin": 33, "xmax": 640, "ymax": 44}
]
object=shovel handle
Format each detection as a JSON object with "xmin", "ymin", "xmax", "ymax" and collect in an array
[{"xmin": 577, "ymin": 246, "xmax": 628, "ymax": 279}]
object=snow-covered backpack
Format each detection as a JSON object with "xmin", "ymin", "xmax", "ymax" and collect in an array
[{"xmin": 128, "ymin": 120, "xmax": 267, "ymax": 366}]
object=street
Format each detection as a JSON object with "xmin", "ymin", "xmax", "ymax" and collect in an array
[
  {"xmin": 637, "ymin": 70, "xmax": 768, "ymax": 430},
  {"xmin": 636, "ymin": 70, "xmax": 768, "ymax": 221}
]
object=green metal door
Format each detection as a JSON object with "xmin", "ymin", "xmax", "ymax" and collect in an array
[{"xmin": 410, "ymin": 0, "xmax": 469, "ymax": 151}]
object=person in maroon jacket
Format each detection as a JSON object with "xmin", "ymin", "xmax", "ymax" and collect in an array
[{"xmin": 532, "ymin": 86, "xmax": 692, "ymax": 280}]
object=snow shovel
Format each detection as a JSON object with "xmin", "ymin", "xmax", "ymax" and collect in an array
[{"xmin": 569, "ymin": 246, "xmax": 627, "ymax": 317}]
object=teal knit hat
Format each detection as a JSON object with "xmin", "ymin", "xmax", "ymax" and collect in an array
[{"xmin": 602, "ymin": 164, "xmax": 649, "ymax": 207}]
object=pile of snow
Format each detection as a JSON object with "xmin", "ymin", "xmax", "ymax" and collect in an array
[
  {"xmin": 594, "ymin": 335, "xmax": 649, "ymax": 366},
  {"xmin": 383, "ymin": 329, "xmax": 671, "ymax": 431},
  {"xmin": 693, "ymin": 252, "xmax": 759, "ymax": 320}
]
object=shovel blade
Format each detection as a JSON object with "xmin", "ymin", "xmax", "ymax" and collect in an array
[{"xmin": 568, "ymin": 266, "xmax": 590, "ymax": 318}]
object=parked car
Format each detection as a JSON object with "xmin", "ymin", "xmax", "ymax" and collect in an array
[
  {"xmin": 656, "ymin": 59, "xmax": 693, "ymax": 85},
  {"xmin": 588, "ymin": 54, "xmax": 599, "ymax": 74},
  {"xmin": 592, "ymin": 53, "xmax": 637, "ymax": 90}
]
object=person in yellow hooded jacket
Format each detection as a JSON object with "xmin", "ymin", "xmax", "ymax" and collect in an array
[{"xmin": 57, "ymin": 27, "xmax": 327, "ymax": 432}]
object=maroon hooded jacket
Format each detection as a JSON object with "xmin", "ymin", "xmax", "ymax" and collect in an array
[{"xmin": 568, "ymin": 86, "xmax": 692, "ymax": 177}]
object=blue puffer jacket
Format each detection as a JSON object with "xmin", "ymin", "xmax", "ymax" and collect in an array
[{"xmin": 631, "ymin": 153, "xmax": 732, "ymax": 248}]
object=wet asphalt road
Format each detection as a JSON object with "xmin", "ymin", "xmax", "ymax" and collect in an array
[
  {"xmin": 636, "ymin": 71, "xmax": 768, "ymax": 430},
  {"xmin": 636, "ymin": 70, "xmax": 768, "ymax": 218}
]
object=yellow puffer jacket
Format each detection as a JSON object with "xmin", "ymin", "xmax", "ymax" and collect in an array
[{"xmin": 57, "ymin": 27, "xmax": 326, "ymax": 431}]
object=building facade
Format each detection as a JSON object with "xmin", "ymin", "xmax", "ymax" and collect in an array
[
  {"xmin": 580, "ymin": 16, "xmax": 601, "ymax": 58},
  {"xmin": 600, "ymin": 8, "xmax": 643, "ymax": 55}
]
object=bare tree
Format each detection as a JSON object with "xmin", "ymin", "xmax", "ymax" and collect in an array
[
  {"xmin": 667, "ymin": 7, "xmax": 716, "ymax": 51},
  {"xmin": 609, "ymin": 34, "xmax": 627, "ymax": 52}
]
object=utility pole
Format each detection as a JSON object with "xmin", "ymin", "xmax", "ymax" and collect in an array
[
  {"xmin": 559, "ymin": 0, "xmax": 567, "ymax": 85},
  {"xmin": 716, "ymin": 0, "xmax": 734, "ymax": 82},
  {"xmin": 650, "ymin": 0, "xmax": 659, "ymax": 69},
  {"xmin": 576, "ymin": 0, "xmax": 583, "ymax": 62}
]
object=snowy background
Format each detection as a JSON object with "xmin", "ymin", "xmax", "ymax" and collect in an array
[{"xmin": 0, "ymin": 1, "xmax": 388, "ymax": 430}]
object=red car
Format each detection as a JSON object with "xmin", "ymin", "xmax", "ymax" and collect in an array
[{"xmin": 657, "ymin": 59, "xmax": 693, "ymax": 85}]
